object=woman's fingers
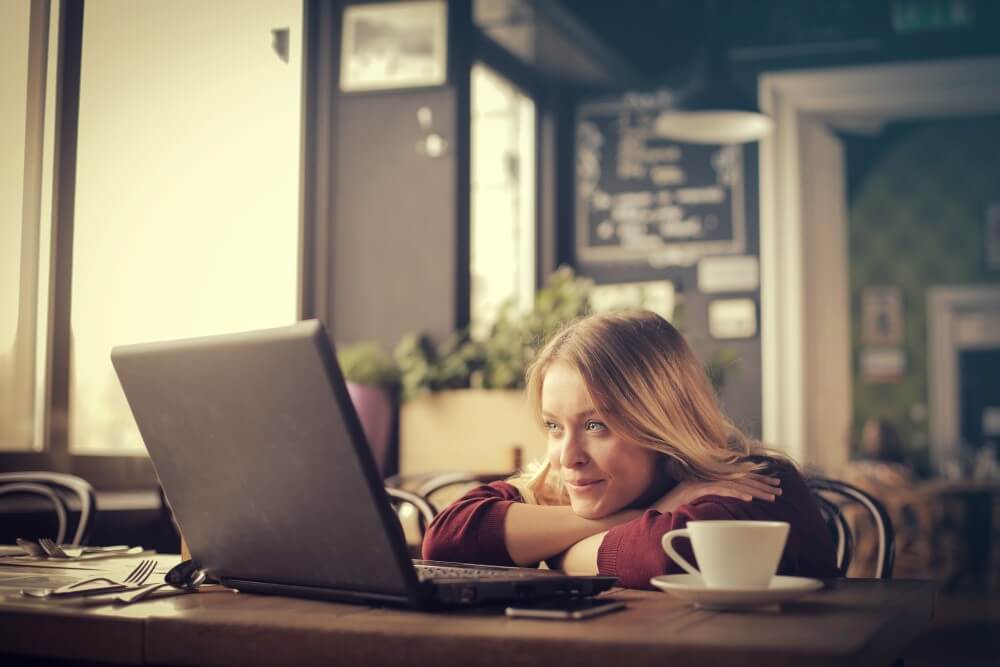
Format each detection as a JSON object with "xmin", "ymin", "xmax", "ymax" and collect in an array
[
  {"xmin": 747, "ymin": 473, "xmax": 782, "ymax": 487},
  {"xmin": 711, "ymin": 485, "xmax": 755, "ymax": 502},
  {"xmin": 741, "ymin": 474, "xmax": 783, "ymax": 496},
  {"xmin": 713, "ymin": 480, "xmax": 778, "ymax": 502},
  {"xmin": 741, "ymin": 477, "xmax": 783, "ymax": 497}
]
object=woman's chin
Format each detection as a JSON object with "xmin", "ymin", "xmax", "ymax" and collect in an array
[{"xmin": 569, "ymin": 498, "xmax": 613, "ymax": 520}]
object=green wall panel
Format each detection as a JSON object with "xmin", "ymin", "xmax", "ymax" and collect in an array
[{"xmin": 849, "ymin": 115, "xmax": 1000, "ymax": 471}]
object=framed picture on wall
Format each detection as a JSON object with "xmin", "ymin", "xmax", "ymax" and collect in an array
[
  {"xmin": 860, "ymin": 346, "xmax": 906, "ymax": 383},
  {"xmin": 861, "ymin": 286, "xmax": 904, "ymax": 345},
  {"xmin": 589, "ymin": 281, "xmax": 676, "ymax": 321},
  {"xmin": 708, "ymin": 298, "xmax": 757, "ymax": 339},
  {"xmin": 340, "ymin": 1, "xmax": 448, "ymax": 92}
]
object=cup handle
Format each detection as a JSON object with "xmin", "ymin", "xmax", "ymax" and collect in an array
[{"xmin": 661, "ymin": 528, "xmax": 701, "ymax": 577}]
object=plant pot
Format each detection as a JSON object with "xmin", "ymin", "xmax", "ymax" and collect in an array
[
  {"xmin": 346, "ymin": 382, "xmax": 395, "ymax": 476},
  {"xmin": 399, "ymin": 389, "xmax": 544, "ymax": 476}
]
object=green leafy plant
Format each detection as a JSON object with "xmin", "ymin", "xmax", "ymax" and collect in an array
[
  {"xmin": 706, "ymin": 348, "xmax": 741, "ymax": 395},
  {"xmin": 337, "ymin": 341, "xmax": 401, "ymax": 389},
  {"xmin": 394, "ymin": 266, "xmax": 594, "ymax": 401},
  {"xmin": 393, "ymin": 265, "xmax": 743, "ymax": 400}
]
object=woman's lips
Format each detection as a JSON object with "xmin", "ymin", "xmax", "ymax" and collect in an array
[{"xmin": 566, "ymin": 479, "xmax": 605, "ymax": 493}]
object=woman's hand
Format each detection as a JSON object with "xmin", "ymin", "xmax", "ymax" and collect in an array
[{"xmin": 653, "ymin": 473, "xmax": 782, "ymax": 514}]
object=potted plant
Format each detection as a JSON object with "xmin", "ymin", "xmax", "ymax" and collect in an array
[{"xmin": 337, "ymin": 342, "xmax": 401, "ymax": 477}]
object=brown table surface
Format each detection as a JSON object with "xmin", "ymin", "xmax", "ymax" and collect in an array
[{"xmin": 0, "ymin": 554, "xmax": 934, "ymax": 667}]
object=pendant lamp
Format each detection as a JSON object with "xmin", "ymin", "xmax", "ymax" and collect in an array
[{"xmin": 654, "ymin": 3, "xmax": 772, "ymax": 144}]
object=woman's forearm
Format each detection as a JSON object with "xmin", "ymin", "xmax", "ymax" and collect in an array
[
  {"xmin": 556, "ymin": 531, "xmax": 607, "ymax": 575},
  {"xmin": 504, "ymin": 503, "xmax": 641, "ymax": 566}
]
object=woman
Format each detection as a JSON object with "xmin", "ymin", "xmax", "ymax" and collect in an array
[{"xmin": 422, "ymin": 311, "xmax": 837, "ymax": 589}]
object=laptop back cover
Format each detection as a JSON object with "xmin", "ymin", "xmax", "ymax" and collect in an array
[{"xmin": 111, "ymin": 320, "xmax": 419, "ymax": 604}]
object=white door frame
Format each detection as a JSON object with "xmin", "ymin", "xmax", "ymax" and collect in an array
[
  {"xmin": 757, "ymin": 57, "xmax": 1000, "ymax": 467},
  {"xmin": 928, "ymin": 286, "xmax": 1000, "ymax": 462}
]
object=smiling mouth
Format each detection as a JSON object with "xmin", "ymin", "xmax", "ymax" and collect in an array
[{"xmin": 566, "ymin": 479, "xmax": 604, "ymax": 493}]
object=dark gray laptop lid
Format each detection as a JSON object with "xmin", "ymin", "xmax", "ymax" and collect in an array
[{"xmin": 111, "ymin": 320, "xmax": 418, "ymax": 602}]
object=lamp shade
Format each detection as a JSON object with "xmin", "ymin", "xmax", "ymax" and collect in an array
[
  {"xmin": 654, "ymin": 77, "xmax": 773, "ymax": 144},
  {"xmin": 654, "ymin": 37, "xmax": 773, "ymax": 145}
]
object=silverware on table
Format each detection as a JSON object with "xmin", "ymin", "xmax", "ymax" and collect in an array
[
  {"xmin": 21, "ymin": 558, "xmax": 157, "ymax": 598},
  {"xmin": 36, "ymin": 537, "xmax": 132, "ymax": 559},
  {"xmin": 113, "ymin": 559, "xmax": 210, "ymax": 605},
  {"xmin": 15, "ymin": 538, "xmax": 47, "ymax": 557}
]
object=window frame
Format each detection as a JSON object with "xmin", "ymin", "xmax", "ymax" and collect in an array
[
  {"xmin": 470, "ymin": 29, "xmax": 556, "ymax": 296},
  {"xmin": 0, "ymin": 0, "xmax": 159, "ymax": 490},
  {"xmin": 0, "ymin": 0, "xmax": 322, "ymax": 491}
]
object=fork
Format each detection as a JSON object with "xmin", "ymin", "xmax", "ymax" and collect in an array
[
  {"xmin": 22, "ymin": 558, "xmax": 157, "ymax": 598},
  {"xmin": 37, "ymin": 537, "xmax": 132, "ymax": 559}
]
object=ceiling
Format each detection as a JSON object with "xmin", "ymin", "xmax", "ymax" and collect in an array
[{"xmin": 552, "ymin": 0, "xmax": 1000, "ymax": 85}]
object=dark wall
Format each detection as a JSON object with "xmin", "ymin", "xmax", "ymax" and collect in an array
[
  {"xmin": 331, "ymin": 89, "xmax": 461, "ymax": 349},
  {"xmin": 569, "ymin": 121, "xmax": 763, "ymax": 437},
  {"xmin": 322, "ymin": 0, "xmax": 471, "ymax": 351}
]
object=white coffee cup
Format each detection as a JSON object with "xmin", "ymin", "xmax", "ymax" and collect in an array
[{"xmin": 661, "ymin": 520, "xmax": 790, "ymax": 590}]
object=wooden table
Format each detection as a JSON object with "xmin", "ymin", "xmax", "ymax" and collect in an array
[{"xmin": 0, "ymin": 555, "xmax": 934, "ymax": 667}]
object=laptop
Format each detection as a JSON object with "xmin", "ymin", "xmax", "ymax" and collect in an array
[{"xmin": 110, "ymin": 320, "xmax": 616, "ymax": 608}]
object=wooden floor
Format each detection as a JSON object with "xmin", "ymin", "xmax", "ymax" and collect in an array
[{"xmin": 901, "ymin": 588, "xmax": 1000, "ymax": 667}]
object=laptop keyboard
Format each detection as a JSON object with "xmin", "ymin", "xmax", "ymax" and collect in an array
[{"xmin": 415, "ymin": 564, "xmax": 542, "ymax": 581}]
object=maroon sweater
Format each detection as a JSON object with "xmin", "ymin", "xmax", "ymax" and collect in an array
[{"xmin": 422, "ymin": 463, "xmax": 838, "ymax": 589}]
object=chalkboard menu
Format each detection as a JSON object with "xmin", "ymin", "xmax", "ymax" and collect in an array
[{"xmin": 576, "ymin": 94, "xmax": 746, "ymax": 267}]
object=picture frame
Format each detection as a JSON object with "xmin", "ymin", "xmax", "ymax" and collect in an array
[
  {"xmin": 861, "ymin": 286, "xmax": 904, "ymax": 346},
  {"xmin": 860, "ymin": 346, "xmax": 906, "ymax": 383},
  {"xmin": 708, "ymin": 298, "xmax": 757, "ymax": 340},
  {"xmin": 340, "ymin": 1, "xmax": 448, "ymax": 92},
  {"xmin": 589, "ymin": 281, "xmax": 675, "ymax": 322}
]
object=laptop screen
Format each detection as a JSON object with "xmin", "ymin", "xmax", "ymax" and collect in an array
[{"xmin": 111, "ymin": 320, "xmax": 417, "ymax": 598}]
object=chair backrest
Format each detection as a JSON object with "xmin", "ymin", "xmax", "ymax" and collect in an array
[
  {"xmin": 383, "ymin": 472, "xmax": 511, "ymax": 557},
  {"xmin": 384, "ymin": 487, "xmax": 438, "ymax": 558},
  {"xmin": 0, "ymin": 472, "xmax": 97, "ymax": 546},
  {"xmin": 385, "ymin": 487, "xmax": 437, "ymax": 530},
  {"xmin": 414, "ymin": 471, "xmax": 510, "ymax": 514},
  {"xmin": 807, "ymin": 476, "xmax": 896, "ymax": 579}
]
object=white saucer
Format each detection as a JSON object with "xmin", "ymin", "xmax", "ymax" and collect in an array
[{"xmin": 649, "ymin": 574, "xmax": 824, "ymax": 610}]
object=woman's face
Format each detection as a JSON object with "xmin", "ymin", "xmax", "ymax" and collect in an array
[{"xmin": 542, "ymin": 362, "xmax": 658, "ymax": 519}]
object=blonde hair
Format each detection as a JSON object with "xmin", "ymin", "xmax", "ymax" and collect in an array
[{"xmin": 508, "ymin": 310, "xmax": 779, "ymax": 505}]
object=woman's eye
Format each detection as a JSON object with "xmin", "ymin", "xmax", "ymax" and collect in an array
[
  {"xmin": 585, "ymin": 420, "xmax": 607, "ymax": 432},
  {"xmin": 544, "ymin": 421, "xmax": 562, "ymax": 432}
]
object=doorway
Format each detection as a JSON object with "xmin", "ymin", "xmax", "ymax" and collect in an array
[
  {"xmin": 930, "ymin": 286, "xmax": 1000, "ymax": 465},
  {"xmin": 757, "ymin": 56, "xmax": 1000, "ymax": 471}
]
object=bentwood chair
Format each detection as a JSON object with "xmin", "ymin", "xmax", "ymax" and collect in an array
[
  {"xmin": 0, "ymin": 472, "xmax": 97, "ymax": 546},
  {"xmin": 808, "ymin": 476, "xmax": 896, "ymax": 579},
  {"xmin": 385, "ymin": 486, "xmax": 438, "ymax": 558},
  {"xmin": 411, "ymin": 471, "xmax": 511, "ymax": 514},
  {"xmin": 384, "ymin": 472, "xmax": 511, "ymax": 556}
]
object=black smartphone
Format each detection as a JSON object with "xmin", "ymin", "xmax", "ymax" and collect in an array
[{"xmin": 504, "ymin": 597, "xmax": 626, "ymax": 620}]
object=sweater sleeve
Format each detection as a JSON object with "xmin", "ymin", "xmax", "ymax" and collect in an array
[
  {"xmin": 421, "ymin": 481, "xmax": 523, "ymax": 566},
  {"xmin": 596, "ymin": 461, "xmax": 841, "ymax": 589},
  {"xmin": 597, "ymin": 499, "xmax": 738, "ymax": 590}
]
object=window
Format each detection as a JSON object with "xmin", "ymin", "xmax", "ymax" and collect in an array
[
  {"xmin": 469, "ymin": 63, "xmax": 536, "ymax": 337},
  {"xmin": 0, "ymin": 0, "xmax": 48, "ymax": 453},
  {"xmin": 69, "ymin": 0, "xmax": 303, "ymax": 454},
  {"xmin": 0, "ymin": 0, "xmax": 304, "ymax": 477}
]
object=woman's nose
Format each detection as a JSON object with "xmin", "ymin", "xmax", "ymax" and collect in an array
[{"xmin": 559, "ymin": 431, "xmax": 589, "ymax": 468}]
